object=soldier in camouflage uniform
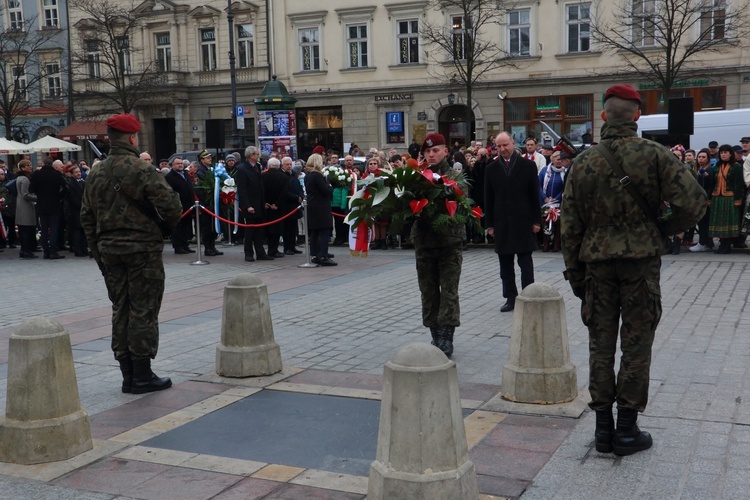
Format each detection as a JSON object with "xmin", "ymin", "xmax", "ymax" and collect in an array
[
  {"xmin": 80, "ymin": 113, "xmax": 182, "ymax": 395},
  {"xmin": 412, "ymin": 133, "xmax": 465, "ymax": 358},
  {"xmin": 561, "ymin": 85, "xmax": 706, "ymax": 456}
]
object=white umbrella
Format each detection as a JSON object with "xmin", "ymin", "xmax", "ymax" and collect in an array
[
  {"xmin": 0, "ymin": 137, "xmax": 34, "ymax": 154},
  {"xmin": 27, "ymin": 135, "xmax": 82, "ymax": 153}
]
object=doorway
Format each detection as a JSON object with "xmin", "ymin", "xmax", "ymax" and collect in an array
[
  {"xmin": 153, "ymin": 118, "xmax": 176, "ymax": 161},
  {"xmin": 438, "ymin": 105, "xmax": 475, "ymax": 149}
]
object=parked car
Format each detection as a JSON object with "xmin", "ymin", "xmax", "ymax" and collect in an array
[{"xmin": 338, "ymin": 157, "xmax": 367, "ymax": 168}]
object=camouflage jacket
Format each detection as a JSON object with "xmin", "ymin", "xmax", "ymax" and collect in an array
[
  {"xmin": 81, "ymin": 142, "xmax": 182, "ymax": 258},
  {"xmin": 561, "ymin": 121, "xmax": 707, "ymax": 288},
  {"xmin": 410, "ymin": 158, "xmax": 466, "ymax": 248}
]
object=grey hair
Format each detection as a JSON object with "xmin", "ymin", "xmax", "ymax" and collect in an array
[
  {"xmin": 281, "ymin": 156, "xmax": 293, "ymax": 165},
  {"xmin": 267, "ymin": 157, "xmax": 281, "ymax": 168},
  {"xmin": 245, "ymin": 145, "xmax": 258, "ymax": 158}
]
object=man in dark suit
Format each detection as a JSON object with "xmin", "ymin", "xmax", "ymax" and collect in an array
[
  {"xmin": 165, "ymin": 157, "xmax": 196, "ymax": 254},
  {"xmin": 485, "ymin": 131, "xmax": 542, "ymax": 312},
  {"xmin": 30, "ymin": 156, "xmax": 68, "ymax": 259},
  {"xmin": 235, "ymin": 146, "xmax": 271, "ymax": 262}
]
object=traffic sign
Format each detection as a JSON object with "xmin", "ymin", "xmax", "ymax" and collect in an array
[{"xmin": 236, "ymin": 105, "xmax": 244, "ymax": 117}]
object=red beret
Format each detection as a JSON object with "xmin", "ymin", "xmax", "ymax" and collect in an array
[
  {"xmin": 421, "ymin": 133, "xmax": 446, "ymax": 153},
  {"xmin": 106, "ymin": 113, "xmax": 141, "ymax": 133},
  {"xmin": 312, "ymin": 145, "xmax": 326, "ymax": 155},
  {"xmin": 603, "ymin": 85, "xmax": 642, "ymax": 106}
]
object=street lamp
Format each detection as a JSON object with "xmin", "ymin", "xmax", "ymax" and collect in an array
[
  {"xmin": 447, "ymin": 92, "xmax": 456, "ymax": 105},
  {"xmin": 227, "ymin": 0, "xmax": 239, "ymax": 148}
]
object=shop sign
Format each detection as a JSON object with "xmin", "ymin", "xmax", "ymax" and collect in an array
[{"xmin": 375, "ymin": 93, "xmax": 413, "ymax": 102}]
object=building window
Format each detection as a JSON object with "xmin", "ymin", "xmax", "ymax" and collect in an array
[
  {"xmin": 12, "ymin": 65, "xmax": 26, "ymax": 100},
  {"xmin": 504, "ymin": 94, "xmax": 594, "ymax": 146},
  {"xmin": 299, "ymin": 27, "xmax": 320, "ymax": 71},
  {"xmin": 632, "ymin": 0, "xmax": 656, "ymax": 47},
  {"xmin": 7, "ymin": 0, "xmax": 23, "ymax": 30},
  {"xmin": 451, "ymin": 15, "xmax": 469, "ymax": 60},
  {"xmin": 86, "ymin": 41, "xmax": 100, "ymax": 78},
  {"xmin": 43, "ymin": 0, "xmax": 59, "ymax": 28},
  {"xmin": 200, "ymin": 28, "xmax": 217, "ymax": 71},
  {"xmin": 567, "ymin": 3, "xmax": 591, "ymax": 52},
  {"xmin": 347, "ymin": 24, "xmax": 369, "ymax": 68},
  {"xmin": 155, "ymin": 32, "xmax": 171, "ymax": 72},
  {"xmin": 45, "ymin": 63, "xmax": 61, "ymax": 98},
  {"xmin": 638, "ymin": 86, "xmax": 726, "ymax": 114},
  {"xmin": 116, "ymin": 36, "xmax": 131, "ymax": 74},
  {"xmin": 237, "ymin": 24, "xmax": 254, "ymax": 68},
  {"xmin": 508, "ymin": 9, "xmax": 531, "ymax": 57},
  {"xmin": 397, "ymin": 19, "xmax": 419, "ymax": 64},
  {"xmin": 699, "ymin": 0, "xmax": 725, "ymax": 41}
]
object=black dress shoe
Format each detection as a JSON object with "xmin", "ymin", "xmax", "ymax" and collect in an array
[
  {"xmin": 183, "ymin": 247, "xmax": 196, "ymax": 253},
  {"xmin": 293, "ymin": 249, "xmax": 303, "ymax": 254},
  {"xmin": 326, "ymin": 253, "xmax": 335, "ymax": 258},
  {"xmin": 284, "ymin": 249, "xmax": 296, "ymax": 255},
  {"xmin": 205, "ymin": 248, "xmax": 224, "ymax": 256},
  {"xmin": 500, "ymin": 299, "xmax": 515, "ymax": 312},
  {"xmin": 244, "ymin": 255, "xmax": 255, "ymax": 262},
  {"xmin": 74, "ymin": 252, "xmax": 88, "ymax": 257},
  {"xmin": 19, "ymin": 252, "xmax": 38, "ymax": 259},
  {"xmin": 257, "ymin": 255, "xmax": 274, "ymax": 261},
  {"xmin": 269, "ymin": 252, "xmax": 285, "ymax": 258},
  {"xmin": 311, "ymin": 256, "xmax": 319, "ymax": 264},
  {"xmin": 318, "ymin": 257, "xmax": 338, "ymax": 266},
  {"xmin": 174, "ymin": 248, "xmax": 190, "ymax": 254},
  {"xmin": 48, "ymin": 253, "xmax": 65, "ymax": 260}
]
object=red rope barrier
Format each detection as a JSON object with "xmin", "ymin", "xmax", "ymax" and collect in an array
[
  {"xmin": 200, "ymin": 205, "xmax": 302, "ymax": 228},
  {"xmin": 179, "ymin": 207, "xmax": 194, "ymax": 219}
]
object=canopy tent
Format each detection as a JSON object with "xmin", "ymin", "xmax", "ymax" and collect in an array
[
  {"xmin": 26, "ymin": 135, "xmax": 82, "ymax": 153},
  {"xmin": 0, "ymin": 137, "xmax": 34, "ymax": 155}
]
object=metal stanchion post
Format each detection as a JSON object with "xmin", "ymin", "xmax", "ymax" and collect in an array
[
  {"xmin": 298, "ymin": 197, "xmax": 318, "ymax": 268},
  {"xmin": 190, "ymin": 201, "xmax": 210, "ymax": 266}
]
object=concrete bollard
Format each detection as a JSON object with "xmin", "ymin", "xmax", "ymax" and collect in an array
[
  {"xmin": 216, "ymin": 273, "xmax": 282, "ymax": 377},
  {"xmin": 368, "ymin": 343, "xmax": 478, "ymax": 500},
  {"xmin": 0, "ymin": 317, "xmax": 92, "ymax": 464},
  {"xmin": 500, "ymin": 282, "xmax": 577, "ymax": 404}
]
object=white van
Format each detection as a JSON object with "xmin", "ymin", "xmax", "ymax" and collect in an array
[{"xmin": 636, "ymin": 108, "xmax": 750, "ymax": 150}]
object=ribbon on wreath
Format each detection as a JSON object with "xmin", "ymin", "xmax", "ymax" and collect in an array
[
  {"xmin": 545, "ymin": 206, "xmax": 560, "ymax": 235},
  {"xmin": 349, "ymin": 220, "xmax": 371, "ymax": 257},
  {"xmin": 213, "ymin": 162, "xmax": 230, "ymax": 234}
]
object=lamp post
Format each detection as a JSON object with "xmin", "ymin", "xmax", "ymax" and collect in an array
[
  {"xmin": 227, "ymin": 0, "xmax": 239, "ymax": 148},
  {"xmin": 447, "ymin": 92, "xmax": 456, "ymax": 105}
]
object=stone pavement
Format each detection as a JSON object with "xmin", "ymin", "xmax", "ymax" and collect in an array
[{"xmin": 0, "ymin": 243, "xmax": 749, "ymax": 499}]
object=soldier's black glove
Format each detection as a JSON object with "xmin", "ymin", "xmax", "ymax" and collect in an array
[{"xmin": 572, "ymin": 286, "xmax": 585, "ymax": 300}]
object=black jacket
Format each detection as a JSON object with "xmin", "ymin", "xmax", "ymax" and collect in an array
[
  {"xmin": 235, "ymin": 160, "xmax": 266, "ymax": 220},
  {"xmin": 485, "ymin": 153, "xmax": 542, "ymax": 254},
  {"xmin": 30, "ymin": 165, "xmax": 67, "ymax": 215},
  {"xmin": 304, "ymin": 171, "xmax": 333, "ymax": 230},
  {"xmin": 165, "ymin": 169, "xmax": 196, "ymax": 211}
]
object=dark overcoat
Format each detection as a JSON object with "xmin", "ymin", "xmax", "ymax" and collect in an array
[
  {"xmin": 484, "ymin": 153, "xmax": 542, "ymax": 255},
  {"xmin": 262, "ymin": 168, "xmax": 294, "ymax": 235},
  {"xmin": 304, "ymin": 171, "xmax": 333, "ymax": 230},
  {"xmin": 235, "ymin": 160, "xmax": 266, "ymax": 221},
  {"xmin": 165, "ymin": 169, "xmax": 196, "ymax": 211},
  {"xmin": 30, "ymin": 165, "xmax": 67, "ymax": 215}
]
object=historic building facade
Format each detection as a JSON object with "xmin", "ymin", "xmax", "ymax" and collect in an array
[
  {"xmin": 0, "ymin": 0, "xmax": 71, "ymax": 143},
  {"xmin": 65, "ymin": 0, "xmax": 749, "ymax": 159}
]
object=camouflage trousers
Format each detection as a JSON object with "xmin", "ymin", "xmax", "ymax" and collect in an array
[
  {"xmin": 415, "ymin": 245, "xmax": 463, "ymax": 328},
  {"xmin": 583, "ymin": 256, "xmax": 662, "ymax": 412},
  {"xmin": 101, "ymin": 251, "xmax": 166, "ymax": 361}
]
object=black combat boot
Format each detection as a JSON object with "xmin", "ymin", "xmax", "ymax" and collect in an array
[
  {"xmin": 118, "ymin": 356, "xmax": 133, "ymax": 394},
  {"xmin": 594, "ymin": 407, "xmax": 615, "ymax": 453},
  {"xmin": 131, "ymin": 358, "xmax": 173, "ymax": 394},
  {"xmin": 429, "ymin": 327, "xmax": 443, "ymax": 348},
  {"xmin": 441, "ymin": 326, "xmax": 454, "ymax": 358},
  {"xmin": 671, "ymin": 236, "xmax": 681, "ymax": 255},
  {"xmin": 613, "ymin": 408, "xmax": 652, "ymax": 456}
]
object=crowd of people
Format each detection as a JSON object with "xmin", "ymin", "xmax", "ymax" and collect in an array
[{"xmin": 1, "ymin": 121, "xmax": 748, "ymax": 263}]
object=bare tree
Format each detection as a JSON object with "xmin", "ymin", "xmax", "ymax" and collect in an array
[
  {"xmin": 591, "ymin": 0, "xmax": 750, "ymax": 96},
  {"xmin": 421, "ymin": 0, "xmax": 516, "ymax": 143},
  {"xmin": 0, "ymin": 14, "xmax": 62, "ymax": 139},
  {"xmin": 69, "ymin": 0, "xmax": 163, "ymax": 115}
]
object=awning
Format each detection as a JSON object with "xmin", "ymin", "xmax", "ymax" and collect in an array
[{"xmin": 57, "ymin": 120, "xmax": 107, "ymax": 142}]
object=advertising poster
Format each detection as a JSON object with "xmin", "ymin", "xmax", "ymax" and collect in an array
[
  {"xmin": 258, "ymin": 112, "xmax": 274, "ymax": 136},
  {"xmin": 259, "ymin": 138, "xmax": 274, "ymax": 155},
  {"xmin": 275, "ymin": 113, "xmax": 290, "ymax": 136}
]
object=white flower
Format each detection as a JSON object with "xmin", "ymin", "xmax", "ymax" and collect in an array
[
  {"xmin": 221, "ymin": 186, "xmax": 236, "ymax": 194},
  {"xmin": 338, "ymin": 175, "xmax": 345, "ymax": 180},
  {"xmin": 395, "ymin": 186, "xmax": 405, "ymax": 198},
  {"xmin": 223, "ymin": 178, "xmax": 236, "ymax": 187}
]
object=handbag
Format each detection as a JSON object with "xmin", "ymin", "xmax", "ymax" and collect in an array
[{"xmin": 595, "ymin": 144, "xmax": 670, "ymax": 245}]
